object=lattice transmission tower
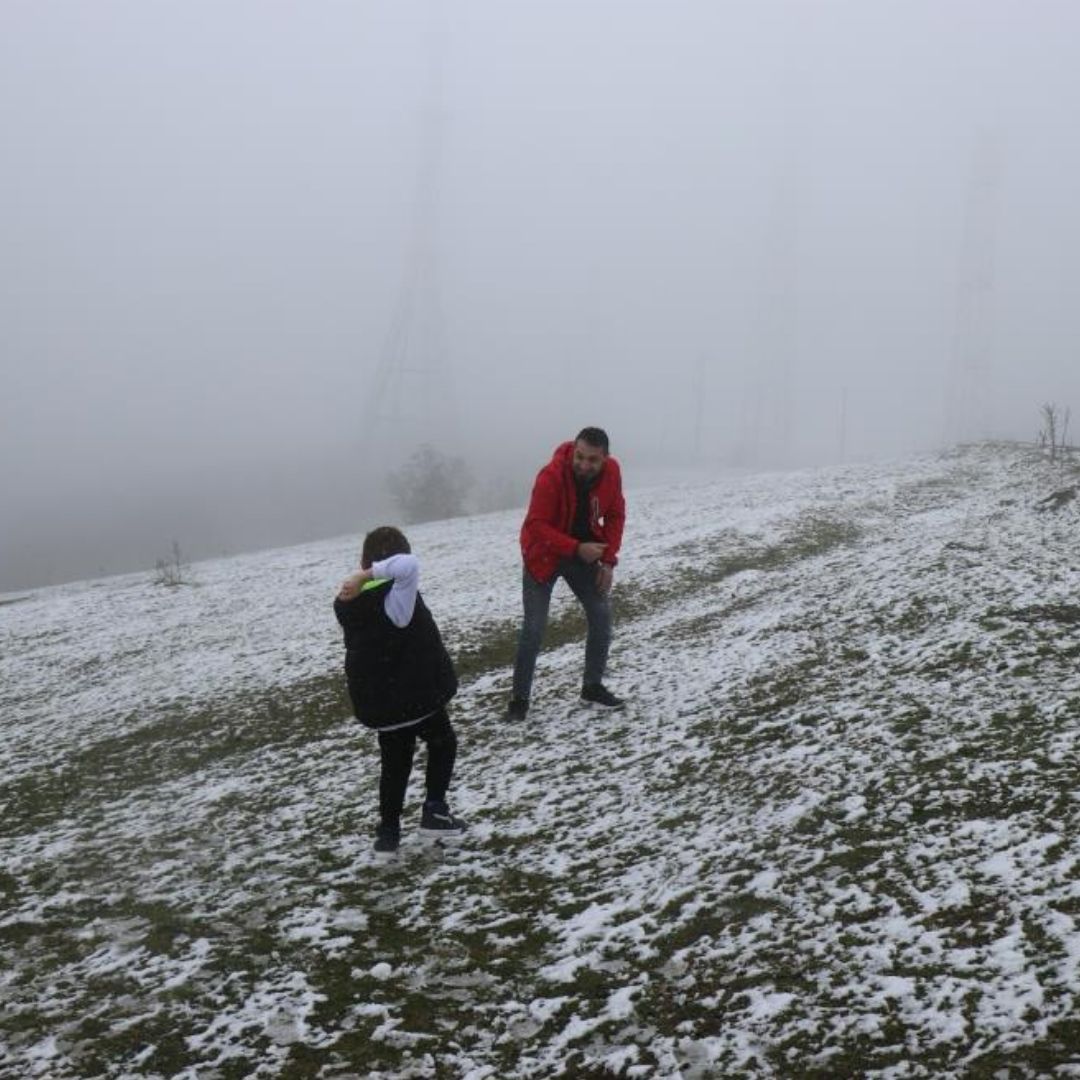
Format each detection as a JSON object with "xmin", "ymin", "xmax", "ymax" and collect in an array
[
  {"xmin": 363, "ymin": 15, "xmax": 457, "ymax": 456},
  {"xmin": 746, "ymin": 156, "xmax": 800, "ymax": 468},
  {"xmin": 946, "ymin": 131, "xmax": 1000, "ymax": 444}
]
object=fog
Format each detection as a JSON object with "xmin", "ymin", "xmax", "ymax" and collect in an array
[{"xmin": 4, "ymin": 0, "xmax": 1080, "ymax": 590}]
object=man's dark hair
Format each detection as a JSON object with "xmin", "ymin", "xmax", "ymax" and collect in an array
[
  {"xmin": 361, "ymin": 526, "xmax": 411, "ymax": 569},
  {"xmin": 575, "ymin": 426, "xmax": 609, "ymax": 453}
]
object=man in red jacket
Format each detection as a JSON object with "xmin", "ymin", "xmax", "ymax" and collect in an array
[{"xmin": 508, "ymin": 427, "xmax": 626, "ymax": 720}]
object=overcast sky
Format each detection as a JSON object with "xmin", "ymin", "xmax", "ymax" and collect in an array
[{"xmin": 4, "ymin": 0, "xmax": 1080, "ymax": 590}]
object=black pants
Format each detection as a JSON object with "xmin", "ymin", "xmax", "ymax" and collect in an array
[{"xmin": 377, "ymin": 708, "xmax": 457, "ymax": 826}]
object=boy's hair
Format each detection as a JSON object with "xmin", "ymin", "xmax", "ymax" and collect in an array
[
  {"xmin": 576, "ymin": 426, "xmax": 610, "ymax": 453},
  {"xmin": 361, "ymin": 526, "xmax": 411, "ymax": 569}
]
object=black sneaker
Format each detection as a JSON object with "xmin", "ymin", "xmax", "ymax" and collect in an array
[
  {"xmin": 373, "ymin": 822, "xmax": 400, "ymax": 857},
  {"xmin": 506, "ymin": 697, "xmax": 529, "ymax": 721},
  {"xmin": 581, "ymin": 682, "xmax": 624, "ymax": 709},
  {"xmin": 419, "ymin": 800, "xmax": 467, "ymax": 841}
]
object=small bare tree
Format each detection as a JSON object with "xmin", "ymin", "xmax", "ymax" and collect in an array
[
  {"xmin": 1037, "ymin": 402, "xmax": 1070, "ymax": 461},
  {"xmin": 388, "ymin": 444, "xmax": 472, "ymax": 523},
  {"xmin": 153, "ymin": 540, "xmax": 188, "ymax": 587}
]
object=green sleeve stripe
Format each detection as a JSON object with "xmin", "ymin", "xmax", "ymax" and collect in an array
[{"xmin": 361, "ymin": 578, "xmax": 391, "ymax": 592}]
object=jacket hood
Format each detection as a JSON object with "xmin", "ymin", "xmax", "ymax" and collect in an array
[{"xmin": 550, "ymin": 441, "xmax": 575, "ymax": 469}]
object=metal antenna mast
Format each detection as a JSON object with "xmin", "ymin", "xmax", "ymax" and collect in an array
[
  {"xmin": 364, "ymin": 11, "xmax": 456, "ymax": 455},
  {"xmin": 751, "ymin": 156, "xmax": 799, "ymax": 467},
  {"xmin": 946, "ymin": 131, "xmax": 999, "ymax": 444}
]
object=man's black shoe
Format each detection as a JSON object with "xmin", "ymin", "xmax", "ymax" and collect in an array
[
  {"xmin": 506, "ymin": 697, "xmax": 529, "ymax": 721},
  {"xmin": 581, "ymin": 683, "xmax": 624, "ymax": 709}
]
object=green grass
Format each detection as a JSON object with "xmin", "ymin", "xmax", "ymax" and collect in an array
[
  {"xmin": 1007, "ymin": 603, "xmax": 1080, "ymax": 625},
  {"xmin": 0, "ymin": 670, "xmax": 352, "ymax": 836},
  {"xmin": 10, "ymin": 468, "xmax": 1080, "ymax": 1077}
]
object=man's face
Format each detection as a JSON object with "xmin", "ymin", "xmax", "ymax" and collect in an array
[{"xmin": 571, "ymin": 440, "xmax": 606, "ymax": 482}]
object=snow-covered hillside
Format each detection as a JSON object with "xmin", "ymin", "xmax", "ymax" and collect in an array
[{"xmin": 4, "ymin": 442, "xmax": 1080, "ymax": 1078}]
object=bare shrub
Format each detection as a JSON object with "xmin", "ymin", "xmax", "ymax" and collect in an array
[
  {"xmin": 153, "ymin": 541, "xmax": 188, "ymax": 587},
  {"xmin": 388, "ymin": 444, "xmax": 472, "ymax": 523}
]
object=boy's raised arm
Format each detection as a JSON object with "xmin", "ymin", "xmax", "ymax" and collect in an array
[
  {"xmin": 335, "ymin": 554, "xmax": 420, "ymax": 627},
  {"xmin": 369, "ymin": 553, "xmax": 420, "ymax": 627}
]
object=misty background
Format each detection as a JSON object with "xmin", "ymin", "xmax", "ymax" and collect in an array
[{"xmin": 3, "ymin": 0, "xmax": 1080, "ymax": 591}]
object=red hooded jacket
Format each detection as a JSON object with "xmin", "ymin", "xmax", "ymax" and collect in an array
[{"xmin": 520, "ymin": 441, "xmax": 626, "ymax": 583}]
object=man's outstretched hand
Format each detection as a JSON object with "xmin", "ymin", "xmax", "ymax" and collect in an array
[{"xmin": 577, "ymin": 542, "xmax": 607, "ymax": 564}]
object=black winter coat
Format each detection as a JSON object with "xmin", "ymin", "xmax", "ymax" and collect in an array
[{"xmin": 333, "ymin": 582, "xmax": 458, "ymax": 729}]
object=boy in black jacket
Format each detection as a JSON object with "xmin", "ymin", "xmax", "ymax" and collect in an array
[{"xmin": 334, "ymin": 526, "xmax": 466, "ymax": 856}]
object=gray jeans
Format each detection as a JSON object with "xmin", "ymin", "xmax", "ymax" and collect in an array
[{"xmin": 511, "ymin": 559, "xmax": 612, "ymax": 701}]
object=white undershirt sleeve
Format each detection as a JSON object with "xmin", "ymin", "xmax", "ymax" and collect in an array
[{"xmin": 370, "ymin": 553, "xmax": 420, "ymax": 628}]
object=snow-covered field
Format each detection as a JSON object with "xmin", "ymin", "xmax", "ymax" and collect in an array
[{"xmin": 4, "ymin": 442, "xmax": 1080, "ymax": 1078}]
